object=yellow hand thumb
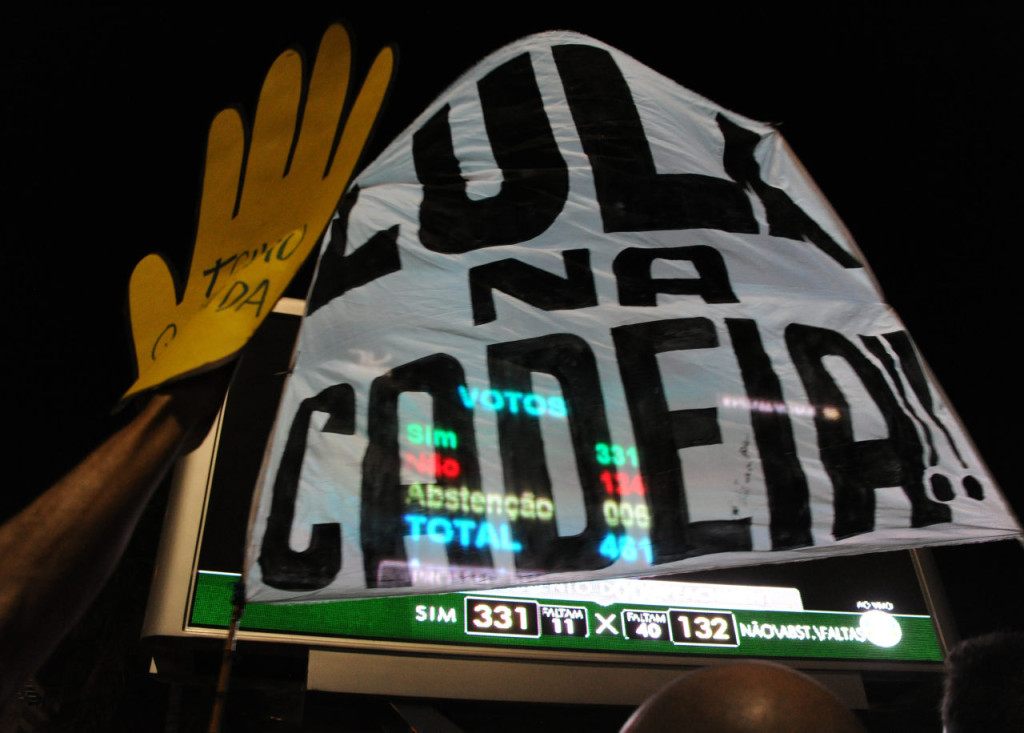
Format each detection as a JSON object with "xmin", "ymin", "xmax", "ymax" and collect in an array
[{"xmin": 128, "ymin": 253, "xmax": 183, "ymax": 382}]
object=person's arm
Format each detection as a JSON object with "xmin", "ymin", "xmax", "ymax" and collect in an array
[{"xmin": 0, "ymin": 369, "xmax": 230, "ymax": 704}]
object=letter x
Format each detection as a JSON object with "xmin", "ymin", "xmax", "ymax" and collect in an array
[{"xmin": 594, "ymin": 612, "xmax": 618, "ymax": 636}]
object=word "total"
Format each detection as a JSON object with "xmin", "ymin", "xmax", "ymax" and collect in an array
[{"xmin": 404, "ymin": 514, "xmax": 523, "ymax": 552}]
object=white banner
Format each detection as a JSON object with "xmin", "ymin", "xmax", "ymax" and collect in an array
[{"xmin": 244, "ymin": 32, "xmax": 1019, "ymax": 602}]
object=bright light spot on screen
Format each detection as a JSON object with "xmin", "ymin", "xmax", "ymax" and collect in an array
[
  {"xmin": 859, "ymin": 610, "xmax": 902, "ymax": 648},
  {"xmin": 719, "ymin": 394, "xmax": 840, "ymax": 420}
]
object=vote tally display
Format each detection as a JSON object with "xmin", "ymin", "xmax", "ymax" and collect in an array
[
  {"xmin": 143, "ymin": 305, "xmax": 959, "ymax": 701},
  {"xmin": 241, "ymin": 32, "xmax": 1020, "ymax": 604}
]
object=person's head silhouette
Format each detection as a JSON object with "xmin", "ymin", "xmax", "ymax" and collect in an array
[
  {"xmin": 943, "ymin": 632, "xmax": 1024, "ymax": 733},
  {"xmin": 621, "ymin": 661, "xmax": 864, "ymax": 733}
]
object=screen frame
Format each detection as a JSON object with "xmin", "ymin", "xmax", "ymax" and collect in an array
[{"xmin": 142, "ymin": 298, "xmax": 952, "ymax": 707}]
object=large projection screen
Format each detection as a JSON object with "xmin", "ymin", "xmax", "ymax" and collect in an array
[{"xmin": 142, "ymin": 299, "xmax": 953, "ymax": 706}]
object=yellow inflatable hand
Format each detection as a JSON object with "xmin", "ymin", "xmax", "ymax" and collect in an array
[{"xmin": 125, "ymin": 25, "xmax": 393, "ymax": 398}]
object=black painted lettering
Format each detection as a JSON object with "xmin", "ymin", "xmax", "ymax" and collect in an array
[
  {"xmin": 362, "ymin": 354, "xmax": 486, "ymax": 587},
  {"xmin": 882, "ymin": 331, "xmax": 969, "ymax": 470},
  {"xmin": 215, "ymin": 280, "xmax": 248, "ymax": 311},
  {"xmin": 414, "ymin": 53, "xmax": 567, "ymax": 252},
  {"xmin": 469, "ymin": 249, "xmax": 597, "ymax": 325},
  {"xmin": 276, "ymin": 226, "xmax": 305, "ymax": 260},
  {"xmin": 553, "ymin": 44, "xmax": 757, "ymax": 234},
  {"xmin": 726, "ymin": 318, "xmax": 812, "ymax": 549},
  {"xmin": 615, "ymin": 245, "xmax": 739, "ymax": 306},
  {"xmin": 612, "ymin": 318, "xmax": 752, "ymax": 563},
  {"xmin": 237, "ymin": 278, "xmax": 269, "ymax": 316},
  {"xmin": 307, "ymin": 187, "xmax": 401, "ymax": 315},
  {"xmin": 878, "ymin": 331, "xmax": 981, "ymax": 500},
  {"xmin": 785, "ymin": 324, "xmax": 951, "ymax": 538},
  {"xmin": 860, "ymin": 334, "xmax": 938, "ymax": 466},
  {"xmin": 717, "ymin": 114, "xmax": 860, "ymax": 268},
  {"xmin": 230, "ymin": 250, "xmax": 249, "ymax": 274},
  {"xmin": 259, "ymin": 384, "xmax": 353, "ymax": 591},
  {"xmin": 202, "ymin": 255, "xmax": 238, "ymax": 298},
  {"xmin": 488, "ymin": 334, "xmax": 614, "ymax": 572}
]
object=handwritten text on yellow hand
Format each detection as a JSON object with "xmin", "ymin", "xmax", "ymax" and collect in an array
[{"xmin": 125, "ymin": 25, "xmax": 393, "ymax": 397}]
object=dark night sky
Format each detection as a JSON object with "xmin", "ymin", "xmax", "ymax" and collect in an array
[{"xmin": 2, "ymin": 4, "xmax": 1022, "ymax": 638}]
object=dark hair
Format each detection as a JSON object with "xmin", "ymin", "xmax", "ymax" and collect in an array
[{"xmin": 943, "ymin": 632, "xmax": 1024, "ymax": 733}]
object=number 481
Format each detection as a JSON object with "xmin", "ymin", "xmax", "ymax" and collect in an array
[{"xmin": 599, "ymin": 533, "xmax": 653, "ymax": 563}]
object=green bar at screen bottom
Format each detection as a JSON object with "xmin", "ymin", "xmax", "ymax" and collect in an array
[{"xmin": 190, "ymin": 572, "xmax": 943, "ymax": 663}]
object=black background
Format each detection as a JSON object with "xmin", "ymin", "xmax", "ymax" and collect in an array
[{"xmin": 3, "ymin": 3, "xmax": 1022, "ymax": 728}]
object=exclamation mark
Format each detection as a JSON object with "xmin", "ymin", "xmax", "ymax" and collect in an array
[
  {"xmin": 882, "ymin": 331, "xmax": 983, "ymax": 500},
  {"xmin": 860, "ymin": 335, "xmax": 950, "ymax": 500}
]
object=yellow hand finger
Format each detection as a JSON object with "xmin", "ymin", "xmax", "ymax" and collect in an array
[
  {"xmin": 192, "ymin": 108, "xmax": 245, "ymax": 276},
  {"xmin": 243, "ymin": 47, "xmax": 303, "ymax": 200},
  {"xmin": 127, "ymin": 253, "xmax": 180, "ymax": 376},
  {"xmin": 328, "ymin": 45, "xmax": 394, "ymax": 190},
  {"xmin": 291, "ymin": 24, "xmax": 352, "ymax": 179}
]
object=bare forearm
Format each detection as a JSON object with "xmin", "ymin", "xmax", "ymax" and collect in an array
[{"xmin": 0, "ymin": 370, "xmax": 228, "ymax": 703}]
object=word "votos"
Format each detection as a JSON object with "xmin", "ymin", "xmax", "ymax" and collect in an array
[{"xmin": 458, "ymin": 386, "xmax": 567, "ymax": 418}]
